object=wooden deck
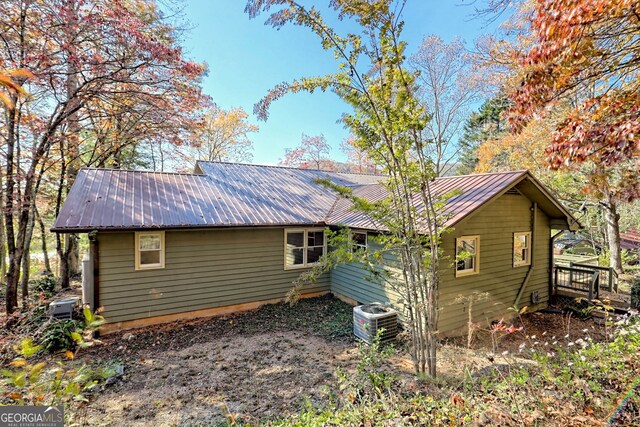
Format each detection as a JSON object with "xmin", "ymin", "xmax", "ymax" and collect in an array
[{"xmin": 553, "ymin": 264, "xmax": 630, "ymax": 311}]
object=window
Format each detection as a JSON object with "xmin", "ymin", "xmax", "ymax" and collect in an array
[
  {"xmin": 284, "ymin": 229, "xmax": 325, "ymax": 269},
  {"xmin": 135, "ymin": 231, "xmax": 165, "ymax": 270},
  {"xmin": 455, "ymin": 235, "xmax": 479, "ymax": 277},
  {"xmin": 513, "ymin": 232, "xmax": 532, "ymax": 267},
  {"xmin": 350, "ymin": 231, "xmax": 368, "ymax": 253}
]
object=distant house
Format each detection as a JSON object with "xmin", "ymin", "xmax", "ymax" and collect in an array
[
  {"xmin": 53, "ymin": 162, "xmax": 579, "ymax": 335},
  {"xmin": 621, "ymin": 229, "xmax": 640, "ymax": 251},
  {"xmin": 554, "ymin": 232, "xmax": 602, "ymax": 256}
]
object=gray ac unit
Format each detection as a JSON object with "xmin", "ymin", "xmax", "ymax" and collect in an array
[
  {"xmin": 50, "ymin": 297, "xmax": 79, "ymax": 320},
  {"xmin": 353, "ymin": 303, "xmax": 398, "ymax": 344}
]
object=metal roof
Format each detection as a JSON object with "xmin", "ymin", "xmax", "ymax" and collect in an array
[
  {"xmin": 53, "ymin": 163, "xmax": 385, "ymax": 231},
  {"xmin": 52, "ymin": 163, "xmax": 577, "ymax": 232},
  {"xmin": 326, "ymin": 170, "xmax": 531, "ymax": 231}
]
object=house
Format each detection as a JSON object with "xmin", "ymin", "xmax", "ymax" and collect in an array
[
  {"xmin": 554, "ymin": 232, "xmax": 602, "ymax": 256},
  {"xmin": 52, "ymin": 162, "xmax": 580, "ymax": 335}
]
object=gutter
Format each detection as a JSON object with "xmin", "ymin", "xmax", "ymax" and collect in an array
[
  {"xmin": 50, "ymin": 222, "xmax": 332, "ymax": 234},
  {"xmin": 514, "ymin": 202, "xmax": 537, "ymax": 309}
]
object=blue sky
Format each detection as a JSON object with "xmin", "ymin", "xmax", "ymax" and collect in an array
[{"xmin": 179, "ymin": 1, "xmax": 500, "ymax": 165}]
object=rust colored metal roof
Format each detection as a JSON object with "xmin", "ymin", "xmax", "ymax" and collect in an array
[
  {"xmin": 53, "ymin": 163, "xmax": 572, "ymax": 232},
  {"xmin": 53, "ymin": 163, "xmax": 384, "ymax": 231},
  {"xmin": 326, "ymin": 171, "xmax": 529, "ymax": 230}
]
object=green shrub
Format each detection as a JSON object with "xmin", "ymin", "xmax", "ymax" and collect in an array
[
  {"xmin": 1, "ymin": 308, "xmax": 110, "ymax": 416},
  {"xmin": 1, "ymin": 338, "xmax": 117, "ymax": 408},
  {"xmin": 563, "ymin": 297, "xmax": 596, "ymax": 318},
  {"xmin": 39, "ymin": 319, "xmax": 83, "ymax": 353},
  {"xmin": 31, "ymin": 274, "xmax": 57, "ymax": 297},
  {"xmin": 631, "ymin": 277, "xmax": 640, "ymax": 309}
]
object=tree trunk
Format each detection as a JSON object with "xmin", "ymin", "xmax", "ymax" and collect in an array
[
  {"xmin": 65, "ymin": 234, "xmax": 80, "ymax": 278},
  {"xmin": 0, "ymin": 176, "xmax": 6, "ymax": 281},
  {"xmin": 5, "ymin": 100, "xmax": 20, "ymax": 314},
  {"xmin": 20, "ymin": 207, "xmax": 36, "ymax": 300},
  {"xmin": 36, "ymin": 208, "xmax": 52, "ymax": 273},
  {"xmin": 57, "ymin": 241, "xmax": 70, "ymax": 289},
  {"xmin": 603, "ymin": 193, "xmax": 623, "ymax": 275},
  {"xmin": 61, "ymin": 0, "xmax": 82, "ymax": 281}
]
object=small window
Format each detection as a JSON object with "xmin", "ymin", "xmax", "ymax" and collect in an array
[
  {"xmin": 513, "ymin": 232, "xmax": 532, "ymax": 267},
  {"xmin": 135, "ymin": 231, "xmax": 165, "ymax": 270},
  {"xmin": 307, "ymin": 230, "xmax": 325, "ymax": 264},
  {"xmin": 284, "ymin": 229, "xmax": 325, "ymax": 269},
  {"xmin": 455, "ymin": 235, "xmax": 479, "ymax": 277},
  {"xmin": 350, "ymin": 231, "xmax": 367, "ymax": 253}
]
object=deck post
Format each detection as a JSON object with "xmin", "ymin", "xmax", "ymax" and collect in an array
[
  {"xmin": 569, "ymin": 268, "xmax": 573, "ymax": 290},
  {"xmin": 608, "ymin": 268, "xmax": 613, "ymax": 293}
]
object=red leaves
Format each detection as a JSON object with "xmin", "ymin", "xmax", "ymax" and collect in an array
[
  {"xmin": 491, "ymin": 318, "xmax": 523, "ymax": 335},
  {"xmin": 546, "ymin": 94, "xmax": 640, "ymax": 170},
  {"xmin": 507, "ymin": 0, "xmax": 639, "ymax": 185}
]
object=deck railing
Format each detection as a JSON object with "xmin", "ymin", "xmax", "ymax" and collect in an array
[
  {"xmin": 554, "ymin": 265, "xmax": 600, "ymax": 300},
  {"xmin": 570, "ymin": 262, "xmax": 619, "ymax": 293}
]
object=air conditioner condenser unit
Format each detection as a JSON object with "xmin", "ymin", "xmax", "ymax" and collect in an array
[{"xmin": 353, "ymin": 302, "xmax": 398, "ymax": 344}]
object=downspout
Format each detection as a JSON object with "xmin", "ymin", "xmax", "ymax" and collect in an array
[
  {"xmin": 88, "ymin": 231, "xmax": 100, "ymax": 311},
  {"xmin": 549, "ymin": 229, "xmax": 565, "ymax": 300},
  {"xmin": 514, "ymin": 202, "xmax": 537, "ymax": 309}
]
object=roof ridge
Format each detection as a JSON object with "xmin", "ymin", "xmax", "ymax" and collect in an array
[
  {"xmin": 323, "ymin": 194, "xmax": 345, "ymax": 223},
  {"xmin": 79, "ymin": 167, "xmax": 205, "ymax": 177},
  {"xmin": 196, "ymin": 160, "xmax": 386, "ymax": 177},
  {"xmin": 435, "ymin": 170, "xmax": 529, "ymax": 180}
]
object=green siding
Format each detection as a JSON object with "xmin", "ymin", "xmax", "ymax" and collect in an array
[
  {"xmin": 329, "ymin": 194, "xmax": 551, "ymax": 334},
  {"xmin": 97, "ymin": 194, "xmax": 552, "ymax": 334},
  {"xmin": 439, "ymin": 194, "xmax": 551, "ymax": 332},
  {"xmin": 97, "ymin": 228, "xmax": 330, "ymax": 323},
  {"xmin": 331, "ymin": 239, "xmax": 401, "ymax": 307}
]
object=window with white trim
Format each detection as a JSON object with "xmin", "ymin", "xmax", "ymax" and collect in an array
[
  {"xmin": 455, "ymin": 235, "xmax": 479, "ymax": 277},
  {"xmin": 135, "ymin": 231, "xmax": 164, "ymax": 270},
  {"xmin": 284, "ymin": 229, "xmax": 325, "ymax": 269},
  {"xmin": 135, "ymin": 231, "xmax": 165, "ymax": 270},
  {"xmin": 350, "ymin": 231, "xmax": 368, "ymax": 253},
  {"xmin": 513, "ymin": 231, "xmax": 532, "ymax": 267}
]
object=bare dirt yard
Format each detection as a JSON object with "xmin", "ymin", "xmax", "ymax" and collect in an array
[{"xmin": 63, "ymin": 295, "xmax": 613, "ymax": 426}]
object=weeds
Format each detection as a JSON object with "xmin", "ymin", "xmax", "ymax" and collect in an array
[
  {"xmin": 336, "ymin": 330, "xmax": 395, "ymax": 403},
  {"xmin": 0, "ymin": 305, "xmax": 115, "ymax": 423},
  {"xmin": 265, "ymin": 312, "xmax": 640, "ymax": 426},
  {"xmin": 563, "ymin": 310, "xmax": 573, "ymax": 337},
  {"xmin": 453, "ymin": 291, "xmax": 489, "ymax": 349},
  {"xmin": 486, "ymin": 318, "xmax": 522, "ymax": 353}
]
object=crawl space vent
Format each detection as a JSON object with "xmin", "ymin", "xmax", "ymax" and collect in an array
[{"xmin": 353, "ymin": 303, "xmax": 399, "ymax": 344}]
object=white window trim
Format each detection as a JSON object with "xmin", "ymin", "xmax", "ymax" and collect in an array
[
  {"xmin": 350, "ymin": 230, "xmax": 368, "ymax": 253},
  {"xmin": 513, "ymin": 231, "xmax": 532, "ymax": 267},
  {"xmin": 455, "ymin": 235, "xmax": 480, "ymax": 277},
  {"xmin": 135, "ymin": 231, "xmax": 165, "ymax": 271},
  {"xmin": 284, "ymin": 228, "xmax": 326, "ymax": 270}
]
